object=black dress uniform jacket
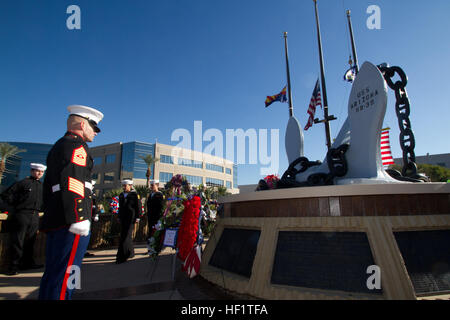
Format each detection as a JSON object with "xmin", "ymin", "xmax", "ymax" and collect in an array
[
  {"xmin": 41, "ymin": 132, "xmax": 94, "ymax": 231},
  {"xmin": 1, "ymin": 176, "xmax": 44, "ymax": 269},
  {"xmin": 146, "ymin": 191, "xmax": 164, "ymax": 227},
  {"xmin": 118, "ymin": 190, "xmax": 141, "ymax": 225},
  {"xmin": 116, "ymin": 190, "xmax": 141, "ymax": 263},
  {"xmin": 1, "ymin": 176, "xmax": 43, "ymax": 213}
]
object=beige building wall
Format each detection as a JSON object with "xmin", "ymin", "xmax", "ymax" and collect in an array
[
  {"xmin": 90, "ymin": 142, "xmax": 239, "ymax": 195},
  {"xmin": 154, "ymin": 143, "xmax": 238, "ymax": 194}
]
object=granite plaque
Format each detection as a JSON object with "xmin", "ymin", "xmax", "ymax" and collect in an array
[
  {"xmin": 271, "ymin": 231, "xmax": 382, "ymax": 294},
  {"xmin": 394, "ymin": 230, "xmax": 450, "ymax": 294},
  {"xmin": 209, "ymin": 228, "xmax": 261, "ymax": 278}
]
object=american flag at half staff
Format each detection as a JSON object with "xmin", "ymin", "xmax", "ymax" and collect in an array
[{"xmin": 304, "ymin": 78, "xmax": 322, "ymax": 130}]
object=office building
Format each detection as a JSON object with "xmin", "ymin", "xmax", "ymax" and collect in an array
[
  {"xmin": 394, "ymin": 152, "xmax": 450, "ymax": 168},
  {"xmin": 90, "ymin": 141, "xmax": 238, "ymax": 195},
  {"xmin": 0, "ymin": 142, "xmax": 52, "ymax": 191},
  {"xmin": 1, "ymin": 141, "xmax": 238, "ymax": 195}
]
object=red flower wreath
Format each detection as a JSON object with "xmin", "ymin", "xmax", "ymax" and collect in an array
[{"xmin": 177, "ymin": 195, "xmax": 201, "ymax": 261}]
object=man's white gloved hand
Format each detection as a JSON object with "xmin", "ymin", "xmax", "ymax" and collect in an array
[{"xmin": 69, "ymin": 220, "xmax": 91, "ymax": 236}]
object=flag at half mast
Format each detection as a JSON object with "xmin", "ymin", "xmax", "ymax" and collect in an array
[
  {"xmin": 304, "ymin": 78, "xmax": 322, "ymax": 130},
  {"xmin": 265, "ymin": 86, "xmax": 287, "ymax": 108}
]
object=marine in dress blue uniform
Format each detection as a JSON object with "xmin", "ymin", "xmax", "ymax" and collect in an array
[{"xmin": 38, "ymin": 105, "xmax": 103, "ymax": 300}]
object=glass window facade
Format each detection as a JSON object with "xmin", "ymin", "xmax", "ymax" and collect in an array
[
  {"xmin": 121, "ymin": 142, "xmax": 155, "ymax": 180},
  {"xmin": 160, "ymin": 154, "xmax": 174, "ymax": 164},
  {"xmin": 184, "ymin": 175, "xmax": 203, "ymax": 186},
  {"xmin": 105, "ymin": 154, "xmax": 116, "ymax": 164},
  {"xmin": 206, "ymin": 163, "xmax": 223, "ymax": 173},
  {"xmin": 226, "ymin": 181, "xmax": 232, "ymax": 189},
  {"xmin": 226, "ymin": 168, "xmax": 232, "ymax": 175},
  {"xmin": 93, "ymin": 157, "xmax": 103, "ymax": 166},
  {"xmin": 178, "ymin": 157, "xmax": 202, "ymax": 169},
  {"xmin": 0, "ymin": 142, "xmax": 52, "ymax": 190},
  {"xmin": 233, "ymin": 164, "xmax": 238, "ymax": 188},
  {"xmin": 159, "ymin": 171, "xmax": 173, "ymax": 183},
  {"xmin": 206, "ymin": 177, "xmax": 224, "ymax": 187}
]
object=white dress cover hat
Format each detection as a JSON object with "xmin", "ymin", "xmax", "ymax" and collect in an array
[
  {"xmin": 67, "ymin": 105, "xmax": 104, "ymax": 133},
  {"xmin": 30, "ymin": 163, "xmax": 47, "ymax": 171}
]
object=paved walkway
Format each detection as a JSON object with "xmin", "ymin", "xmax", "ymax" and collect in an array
[{"xmin": 0, "ymin": 243, "xmax": 236, "ymax": 300}]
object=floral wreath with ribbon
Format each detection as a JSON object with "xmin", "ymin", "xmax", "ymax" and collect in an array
[{"xmin": 146, "ymin": 175, "xmax": 218, "ymax": 278}]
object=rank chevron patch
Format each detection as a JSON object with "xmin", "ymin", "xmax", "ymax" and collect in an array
[
  {"xmin": 71, "ymin": 146, "xmax": 87, "ymax": 167},
  {"xmin": 68, "ymin": 177, "xmax": 85, "ymax": 197}
]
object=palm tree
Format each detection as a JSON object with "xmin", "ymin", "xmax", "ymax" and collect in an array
[
  {"xmin": 141, "ymin": 154, "xmax": 159, "ymax": 187},
  {"xmin": 217, "ymin": 186, "xmax": 229, "ymax": 197},
  {"xmin": 134, "ymin": 185, "xmax": 150, "ymax": 199},
  {"xmin": 0, "ymin": 143, "xmax": 26, "ymax": 185},
  {"xmin": 102, "ymin": 188, "xmax": 123, "ymax": 200}
]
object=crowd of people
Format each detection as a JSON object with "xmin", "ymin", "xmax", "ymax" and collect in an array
[{"xmin": 0, "ymin": 105, "xmax": 165, "ymax": 300}]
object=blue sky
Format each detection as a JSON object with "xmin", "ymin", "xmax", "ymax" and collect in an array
[{"xmin": 1, "ymin": 0, "xmax": 449, "ymax": 185}]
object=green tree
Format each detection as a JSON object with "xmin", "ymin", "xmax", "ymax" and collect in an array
[
  {"xmin": 103, "ymin": 188, "xmax": 123, "ymax": 200},
  {"xmin": 389, "ymin": 163, "xmax": 450, "ymax": 182},
  {"xmin": 134, "ymin": 185, "xmax": 150, "ymax": 199},
  {"xmin": 203, "ymin": 185, "xmax": 229, "ymax": 200},
  {"xmin": 141, "ymin": 154, "xmax": 159, "ymax": 187},
  {"xmin": 0, "ymin": 143, "xmax": 26, "ymax": 185},
  {"xmin": 95, "ymin": 188, "xmax": 120, "ymax": 215},
  {"xmin": 417, "ymin": 164, "xmax": 450, "ymax": 182},
  {"xmin": 217, "ymin": 186, "xmax": 229, "ymax": 197}
]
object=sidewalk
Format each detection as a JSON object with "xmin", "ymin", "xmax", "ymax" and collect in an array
[{"xmin": 0, "ymin": 243, "xmax": 236, "ymax": 300}]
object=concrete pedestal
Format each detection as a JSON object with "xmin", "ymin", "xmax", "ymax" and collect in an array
[{"xmin": 200, "ymin": 183, "xmax": 450, "ymax": 300}]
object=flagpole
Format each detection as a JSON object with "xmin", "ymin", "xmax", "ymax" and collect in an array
[
  {"xmin": 283, "ymin": 32, "xmax": 305, "ymax": 164},
  {"xmin": 346, "ymin": 10, "xmax": 359, "ymax": 74},
  {"xmin": 284, "ymin": 32, "xmax": 294, "ymax": 118},
  {"xmin": 313, "ymin": 0, "xmax": 335, "ymax": 150}
]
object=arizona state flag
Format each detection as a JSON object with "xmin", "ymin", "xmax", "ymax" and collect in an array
[{"xmin": 265, "ymin": 86, "xmax": 287, "ymax": 107}]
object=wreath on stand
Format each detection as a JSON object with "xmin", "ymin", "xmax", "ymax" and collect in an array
[
  {"xmin": 146, "ymin": 198, "xmax": 184, "ymax": 258},
  {"xmin": 146, "ymin": 175, "xmax": 215, "ymax": 278}
]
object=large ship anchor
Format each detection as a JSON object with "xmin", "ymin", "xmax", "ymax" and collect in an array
[{"xmin": 278, "ymin": 61, "xmax": 428, "ymax": 188}]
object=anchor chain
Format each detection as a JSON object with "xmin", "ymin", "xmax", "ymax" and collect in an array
[
  {"xmin": 378, "ymin": 64, "xmax": 428, "ymax": 182},
  {"xmin": 281, "ymin": 157, "xmax": 321, "ymax": 181},
  {"xmin": 271, "ymin": 64, "xmax": 428, "ymax": 190},
  {"xmin": 276, "ymin": 144, "xmax": 349, "ymax": 188}
]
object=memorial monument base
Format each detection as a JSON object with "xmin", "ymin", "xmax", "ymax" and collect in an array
[{"xmin": 200, "ymin": 183, "xmax": 450, "ymax": 300}]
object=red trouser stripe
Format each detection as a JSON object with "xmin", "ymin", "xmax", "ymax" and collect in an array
[{"xmin": 59, "ymin": 234, "xmax": 80, "ymax": 300}]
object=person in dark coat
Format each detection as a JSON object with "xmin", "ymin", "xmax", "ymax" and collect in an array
[
  {"xmin": 116, "ymin": 179, "xmax": 142, "ymax": 264},
  {"xmin": 38, "ymin": 105, "xmax": 103, "ymax": 300},
  {"xmin": 146, "ymin": 179, "xmax": 164, "ymax": 233},
  {"xmin": 1, "ymin": 163, "xmax": 46, "ymax": 275}
]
